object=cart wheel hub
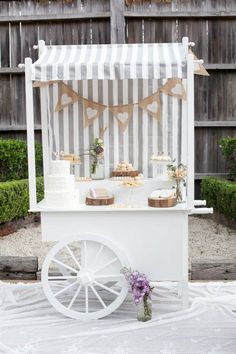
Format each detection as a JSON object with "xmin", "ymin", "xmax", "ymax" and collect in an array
[{"xmin": 78, "ymin": 270, "xmax": 94, "ymax": 286}]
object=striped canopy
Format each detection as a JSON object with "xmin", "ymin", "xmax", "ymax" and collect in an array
[{"xmin": 31, "ymin": 43, "xmax": 187, "ymax": 81}]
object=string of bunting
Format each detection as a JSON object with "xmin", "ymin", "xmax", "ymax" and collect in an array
[
  {"xmin": 50, "ymin": 79, "xmax": 187, "ymax": 132},
  {"xmin": 33, "ymin": 51, "xmax": 208, "ymax": 132}
]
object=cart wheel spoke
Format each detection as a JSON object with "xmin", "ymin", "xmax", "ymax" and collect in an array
[
  {"xmin": 93, "ymin": 280, "xmax": 119, "ymax": 296},
  {"xmin": 85, "ymin": 286, "xmax": 88, "ymax": 313},
  {"xmin": 48, "ymin": 275, "xmax": 77, "ymax": 280},
  {"xmin": 95, "ymin": 257, "xmax": 118, "ymax": 273},
  {"xmin": 89, "ymin": 284, "xmax": 107, "ymax": 309},
  {"xmin": 82, "ymin": 241, "xmax": 87, "ymax": 268},
  {"xmin": 68, "ymin": 285, "xmax": 82, "ymax": 310},
  {"xmin": 52, "ymin": 258, "xmax": 78, "ymax": 274},
  {"xmin": 91, "ymin": 244, "xmax": 104, "ymax": 267},
  {"xmin": 66, "ymin": 245, "xmax": 81, "ymax": 270},
  {"xmin": 42, "ymin": 235, "xmax": 129, "ymax": 320},
  {"xmin": 54, "ymin": 280, "xmax": 78, "ymax": 297}
]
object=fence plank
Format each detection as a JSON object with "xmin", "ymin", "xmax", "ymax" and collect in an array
[{"xmin": 110, "ymin": 0, "xmax": 125, "ymax": 44}]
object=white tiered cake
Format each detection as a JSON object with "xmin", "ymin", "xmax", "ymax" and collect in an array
[{"xmin": 44, "ymin": 160, "xmax": 78, "ymax": 208}]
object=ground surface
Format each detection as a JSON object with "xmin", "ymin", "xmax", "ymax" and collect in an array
[{"xmin": 0, "ymin": 216, "xmax": 235, "ymax": 269}]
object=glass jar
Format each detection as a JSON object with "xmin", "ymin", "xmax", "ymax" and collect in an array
[
  {"xmin": 176, "ymin": 179, "xmax": 186, "ymax": 203},
  {"xmin": 137, "ymin": 296, "xmax": 152, "ymax": 322},
  {"xmin": 91, "ymin": 160, "xmax": 105, "ymax": 180}
]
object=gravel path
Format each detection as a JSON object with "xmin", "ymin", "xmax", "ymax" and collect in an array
[{"xmin": 0, "ymin": 216, "xmax": 235, "ymax": 269}]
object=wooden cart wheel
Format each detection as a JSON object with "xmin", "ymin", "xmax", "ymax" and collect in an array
[{"xmin": 42, "ymin": 234, "xmax": 129, "ymax": 320}]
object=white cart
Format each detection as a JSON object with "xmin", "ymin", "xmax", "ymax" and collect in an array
[{"xmin": 23, "ymin": 38, "xmax": 212, "ymax": 320}]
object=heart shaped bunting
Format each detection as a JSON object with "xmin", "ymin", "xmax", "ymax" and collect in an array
[
  {"xmin": 55, "ymin": 82, "xmax": 81, "ymax": 112},
  {"xmin": 160, "ymin": 78, "xmax": 187, "ymax": 100},
  {"xmin": 109, "ymin": 105, "xmax": 133, "ymax": 132},
  {"xmin": 138, "ymin": 92, "xmax": 161, "ymax": 121},
  {"xmin": 83, "ymin": 99, "xmax": 107, "ymax": 128}
]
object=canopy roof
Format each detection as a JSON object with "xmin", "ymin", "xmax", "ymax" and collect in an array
[{"xmin": 31, "ymin": 43, "xmax": 187, "ymax": 81}]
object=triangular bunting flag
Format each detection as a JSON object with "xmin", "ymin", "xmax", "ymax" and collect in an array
[
  {"xmin": 83, "ymin": 99, "xmax": 107, "ymax": 128},
  {"xmin": 160, "ymin": 79, "xmax": 187, "ymax": 100},
  {"xmin": 189, "ymin": 49, "xmax": 210, "ymax": 77},
  {"xmin": 109, "ymin": 105, "xmax": 133, "ymax": 132},
  {"xmin": 33, "ymin": 80, "xmax": 60, "ymax": 88},
  {"xmin": 55, "ymin": 82, "xmax": 81, "ymax": 112},
  {"xmin": 138, "ymin": 92, "xmax": 161, "ymax": 121}
]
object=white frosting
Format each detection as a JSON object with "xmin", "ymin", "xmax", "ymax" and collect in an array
[
  {"xmin": 50, "ymin": 160, "xmax": 70, "ymax": 175},
  {"xmin": 47, "ymin": 174, "xmax": 74, "ymax": 192},
  {"xmin": 44, "ymin": 160, "xmax": 77, "ymax": 208}
]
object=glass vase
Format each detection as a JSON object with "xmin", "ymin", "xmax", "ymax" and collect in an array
[
  {"xmin": 176, "ymin": 179, "xmax": 186, "ymax": 203},
  {"xmin": 137, "ymin": 296, "xmax": 152, "ymax": 322},
  {"xmin": 91, "ymin": 160, "xmax": 105, "ymax": 180}
]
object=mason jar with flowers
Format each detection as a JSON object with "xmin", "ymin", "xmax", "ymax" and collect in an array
[
  {"xmin": 121, "ymin": 267, "xmax": 153, "ymax": 322},
  {"xmin": 167, "ymin": 162, "xmax": 187, "ymax": 203},
  {"xmin": 89, "ymin": 138, "xmax": 104, "ymax": 180}
]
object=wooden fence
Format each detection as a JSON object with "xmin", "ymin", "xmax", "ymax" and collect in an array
[{"xmin": 0, "ymin": 0, "xmax": 235, "ymax": 182}]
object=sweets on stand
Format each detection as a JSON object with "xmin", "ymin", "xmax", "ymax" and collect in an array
[
  {"xmin": 150, "ymin": 153, "xmax": 171, "ymax": 180},
  {"xmin": 75, "ymin": 176, "xmax": 92, "ymax": 182},
  {"xmin": 112, "ymin": 161, "xmax": 139, "ymax": 177},
  {"xmin": 120, "ymin": 180, "xmax": 143, "ymax": 188},
  {"xmin": 150, "ymin": 153, "xmax": 171, "ymax": 163}
]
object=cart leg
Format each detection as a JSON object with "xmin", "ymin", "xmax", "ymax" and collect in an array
[{"xmin": 181, "ymin": 280, "xmax": 188, "ymax": 309}]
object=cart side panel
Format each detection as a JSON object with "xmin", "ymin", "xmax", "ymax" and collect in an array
[{"xmin": 41, "ymin": 211, "xmax": 188, "ymax": 281}]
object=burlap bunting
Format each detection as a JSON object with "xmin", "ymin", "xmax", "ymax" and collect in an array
[
  {"xmin": 83, "ymin": 99, "xmax": 107, "ymax": 128},
  {"xmin": 55, "ymin": 82, "xmax": 81, "ymax": 112},
  {"xmin": 33, "ymin": 80, "xmax": 60, "ymax": 88},
  {"xmin": 109, "ymin": 105, "xmax": 133, "ymax": 132},
  {"xmin": 189, "ymin": 49, "xmax": 210, "ymax": 77},
  {"xmin": 160, "ymin": 78, "xmax": 187, "ymax": 100},
  {"xmin": 138, "ymin": 92, "xmax": 161, "ymax": 121}
]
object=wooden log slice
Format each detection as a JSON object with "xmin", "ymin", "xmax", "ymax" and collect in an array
[
  {"xmin": 86, "ymin": 195, "xmax": 115, "ymax": 206},
  {"xmin": 148, "ymin": 197, "xmax": 177, "ymax": 208},
  {"xmin": 112, "ymin": 170, "xmax": 139, "ymax": 177}
]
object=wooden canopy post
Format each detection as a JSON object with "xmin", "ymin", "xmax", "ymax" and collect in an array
[
  {"xmin": 38, "ymin": 40, "xmax": 50, "ymax": 186},
  {"xmin": 25, "ymin": 57, "xmax": 37, "ymax": 210},
  {"xmin": 187, "ymin": 52, "xmax": 195, "ymax": 209}
]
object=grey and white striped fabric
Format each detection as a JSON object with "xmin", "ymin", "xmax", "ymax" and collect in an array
[
  {"xmin": 46, "ymin": 79, "xmax": 182, "ymax": 178},
  {"xmin": 32, "ymin": 43, "xmax": 187, "ymax": 81}
]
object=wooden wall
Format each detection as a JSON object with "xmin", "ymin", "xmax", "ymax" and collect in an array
[{"xmin": 0, "ymin": 0, "xmax": 235, "ymax": 181}]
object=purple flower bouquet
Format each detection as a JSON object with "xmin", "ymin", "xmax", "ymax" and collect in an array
[{"xmin": 121, "ymin": 267, "xmax": 153, "ymax": 321}]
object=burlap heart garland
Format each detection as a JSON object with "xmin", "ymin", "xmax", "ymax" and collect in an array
[
  {"xmin": 138, "ymin": 91, "xmax": 161, "ymax": 120},
  {"xmin": 189, "ymin": 49, "xmax": 210, "ymax": 77},
  {"xmin": 160, "ymin": 78, "xmax": 187, "ymax": 100},
  {"xmin": 55, "ymin": 82, "xmax": 81, "ymax": 112},
  {"xmin": 83, "ymin": 99, "xmax": 107, "ymax": 128},
  {"xmin": 109, "ymin": 105, "xmax": 133, "ymax": 132}
]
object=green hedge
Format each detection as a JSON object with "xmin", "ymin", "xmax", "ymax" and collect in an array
[
  {"xmin": 220, "ymin": 137, "xmax": 236, "ymax": 181},
  {"xmin": 201, "ymin": 177, "xmax": 236, "ymax": 221},
  {"xmin": 0, "ymin": 138, "xmax": 43, "ymax": 182},
  {"xmin": 0, "ymin": 177, "xmax": 44, "ymax": 223}
]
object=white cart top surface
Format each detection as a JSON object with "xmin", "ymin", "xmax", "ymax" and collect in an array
[{"xmin": 34, "ymin": 178, "xmax": 191, "ymax": 213}]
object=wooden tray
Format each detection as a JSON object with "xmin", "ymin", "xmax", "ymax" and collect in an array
[
  {"xmin": 112, "ymin": 170, "xmax": 139, "ymax": 177},
  {"xmin": 86, "ymin": 195, "xmax": 114, "ymax": 206},
  {"xmin": 148, "ymin": 197, "xmax": 177, "ymax": 208}
]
